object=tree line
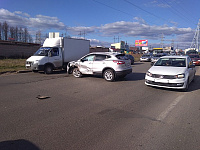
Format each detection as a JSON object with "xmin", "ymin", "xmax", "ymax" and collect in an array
[{"xmin": 0, "ymin": 21, "xmax": 45, "ymax": 44}]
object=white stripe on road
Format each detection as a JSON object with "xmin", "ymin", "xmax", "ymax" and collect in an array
[{"xmin": 157, "ymin": 94, "xmax": 185, "ymax": 121}]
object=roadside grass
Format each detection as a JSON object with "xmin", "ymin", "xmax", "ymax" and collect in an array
[{"xmin": 0, "ymin": 59, "xmax": 27, "ymax": 73}]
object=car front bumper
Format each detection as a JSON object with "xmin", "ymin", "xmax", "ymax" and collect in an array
[{"xmin": 145, "ymin": 75, "xmax": 187, "ymax": 89}]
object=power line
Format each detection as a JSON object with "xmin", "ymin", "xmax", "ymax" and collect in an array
[
  {"xmin": 92, "ymin": 0, "xmax": 163, "ymax": 25},
  {"xmin": 93, "ymin": 0, "xmax": 134, "ymax": 17},
  {"xmin": 124, "ymin": 0, "xmax": 168, "ymax": 23},
  {"xmin": 161, "ymin": 0, "xmax": 196, "ymax": 26}
]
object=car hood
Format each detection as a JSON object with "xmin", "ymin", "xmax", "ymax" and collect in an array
[
  {"xmin": 148, "ymin": 66, "xmax": 186, "ymax": 75},
  {"xmin": 26, "ymin": 56, "xmax": 46, "ymax": 62},
  {"xmin": 191, "ymin": 58, "xmax": 200, "ymax": 61}
]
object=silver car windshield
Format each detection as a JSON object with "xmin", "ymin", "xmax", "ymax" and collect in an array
[{"xmin": 154, "ymin": 58, "xmax": 186, "ymax": 67}]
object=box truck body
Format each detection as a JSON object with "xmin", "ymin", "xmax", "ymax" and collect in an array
[{"xmin": 26, "ymin": 37, "xmax": 90, "ymax": 74}]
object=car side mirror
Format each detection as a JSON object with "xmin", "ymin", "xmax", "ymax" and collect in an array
[{"xmin": 189, "ymin": 64, "xmax": 195, "ymax": 68}]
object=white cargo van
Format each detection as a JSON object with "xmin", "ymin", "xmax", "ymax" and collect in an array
[{"xmin": 26, "ymin": 37, "xmax": 90, "ymax": 74}]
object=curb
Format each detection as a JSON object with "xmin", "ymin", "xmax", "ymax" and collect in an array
[{"xmin": 17, "ymin": 70, "xmax": 32, "ymax": 73}]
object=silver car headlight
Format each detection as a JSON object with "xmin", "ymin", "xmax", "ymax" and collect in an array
[{"xmin": 146, "ymin": 71, "xmax": 153, "ymax": 77}]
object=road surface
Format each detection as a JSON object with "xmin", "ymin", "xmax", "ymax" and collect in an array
[{"xmin": 0, "ymin": 62, "xmax": 200, "ymax": 150}]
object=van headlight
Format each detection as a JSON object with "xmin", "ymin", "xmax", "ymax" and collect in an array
[
  {"xmin": 175, "ymin": 73, "xmax": 185, "ymax": 79},
  {"xmin": 146, "ymin": 71, "xmax": 152, "ymax": 77}
]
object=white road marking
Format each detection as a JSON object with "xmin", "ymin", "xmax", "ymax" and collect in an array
[{"xmin": 157, "ymin": 94, "xmax": 185, "ymax": 121}]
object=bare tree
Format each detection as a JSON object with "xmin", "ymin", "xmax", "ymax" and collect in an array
[
  {"xmin": 23, "ymin": 27, "xmax": 28, "ymax": 42},
  {"xmin": 2, "ymin": 21, "xmax": 9, "ymax": 40},
  {"xmin": 15, "ymin": 26, "xmax": 18, "ymax": 41},
  {"xmin": 0, "ymin": 22, "xmax": 2, "ymax": 40},
  {"xmin": 18, "ymin": 27, "xmax": 23, "ymax": 42},
  {"xmin": 9, "ymin": 26, "xmax": 15, "ymax": 40}
]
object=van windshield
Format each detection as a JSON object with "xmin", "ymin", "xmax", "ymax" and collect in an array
[{"xmin": 34, "ymin": 47, "xmax": 51, "ymax": 56}]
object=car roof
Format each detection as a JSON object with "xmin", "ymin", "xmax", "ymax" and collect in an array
[
  {"xmin": 160, "ymin": 55, "xmax": 188, "ymax": 59},
  {"xmin": 89, "ymin": 52, "xmax": 122, "ymax": 55}
]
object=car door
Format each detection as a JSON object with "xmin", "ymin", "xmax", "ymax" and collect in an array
[
  {"xmin": 92, "ymin": 54, "xmax": 108, "ymax": 74},
  {"xmin": 79, "ymin": 54, "xmax": 95, "ymax": 74}
]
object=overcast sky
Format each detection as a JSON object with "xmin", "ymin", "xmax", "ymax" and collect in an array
[{"xmin": 0, "ymin": 0, "xmax": 199, "ymax": 49}]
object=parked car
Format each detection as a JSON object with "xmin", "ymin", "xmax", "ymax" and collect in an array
[
  {"xmin": 67, "ymin": 52, "xmax": 132, "ymax": 81},
  {"xmin": 189, "ymin": 54, "xmax": 200, "ymax": 66},
  {"xmin": 125, "ymin": 54, "xmax": 134, "ymax": 65},
  {"xmin": 140, "ymin": 54, "xmax": 152, "ymax": 62},
  {"xmin": 145, "ymin": 55, "xmax": 196, "ymax": 91},
  {"xmin": 151, "ymin": 53, "xmax": 167, "ymax": 65}
]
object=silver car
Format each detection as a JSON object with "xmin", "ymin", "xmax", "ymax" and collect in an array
[
  {"xmin": 145, "ymin": 55, "xmax": 196, "ymax": 91},
  {"xmin": 67, "ymin": 52, "xmax": 132, "ymax": 81},
  {"xmin": 140, "ymin": 54, "xmax": 152, "ymax": 62},
  {"xmin": 151, "ymin": 53, "xmax": 167, "ymax": 65}
]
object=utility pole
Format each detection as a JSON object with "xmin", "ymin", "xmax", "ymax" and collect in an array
[
  {"xmin": 160, "ymin": 33, "xmax": 165, "ymax": 48},
  {"xmin": 79, "ymin": 31, "xmax": 86, "ymax": 39},
  {"xmin": 190, "ymin": 19, "xmax": 200, "ymax": 51}
]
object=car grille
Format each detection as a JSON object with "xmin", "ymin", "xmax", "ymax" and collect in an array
[{"xmin": 152, "ymin": 74, "xmax": 176, "ymax": 79}]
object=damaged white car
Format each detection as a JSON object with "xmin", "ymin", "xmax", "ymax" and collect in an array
[{"xmin": 67, "ymin": 52, "xmax": 132, "ymax": 81}]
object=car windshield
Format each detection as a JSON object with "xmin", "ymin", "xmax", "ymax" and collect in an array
[
  {"xmin": 189, "ymin": 55, "xmax": 200, "ymax": 58},
  {"xmin": 154, "ymin": 54, "xmax": 164, "ymax": 57},
  {"xmin": 154, "ymin": 58, "xmax": 186, "ymax": 67},
  {"xmin": 116, "ymin": 54, "xmax": 128, "ymax": 60},
  {"xmin": 142, "ymin": 54, "xmax": 150, "ymax": 57},
  {"xmin": 34, "ymin": 47, "xmax": 51, "ymax": 56}
]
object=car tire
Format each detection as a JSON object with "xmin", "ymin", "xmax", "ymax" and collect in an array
[
  {"xmin": 73, "ymin": 68, "xmax": 82, "ymax": 78},
  {"xmin": 44, "ymin": 65, "xmax": 53, "ymax": 74},
  {"xmin": 103, "ymin": 69, "xmax": 115, "ymax": 82}
]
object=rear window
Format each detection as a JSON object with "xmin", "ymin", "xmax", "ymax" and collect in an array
[
  {"xmin": 116, "ymin": 54, "xmax": 128, "ymax": 60},
  {"xmin": 189, "ymin": 55, "xmax": 200, "ymax": 58}
]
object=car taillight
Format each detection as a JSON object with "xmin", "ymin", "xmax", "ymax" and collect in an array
[{"xmin": 113, "ymin": 60, "xmax": 125, "ymax": 65}]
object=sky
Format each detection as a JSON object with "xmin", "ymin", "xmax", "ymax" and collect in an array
[{"xmin": 0, "ymin": 0, "xmax": 199, "ymax": 49}]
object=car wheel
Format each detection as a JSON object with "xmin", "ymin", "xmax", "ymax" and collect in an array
[
  {"xmin": 44, "ymin": 65, "xmax": 53, "ymax": 74},
  {"xmin": 103, "ymin": 69, "xmax": 115, "ymax": 82},
  {"xmin": 73, "ymin": 68, "xmax": 82, "ymax": 78}
]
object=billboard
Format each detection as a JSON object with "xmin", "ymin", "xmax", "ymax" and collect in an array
[{"xmin": 135, "ymin": 40, "xmax": 148, "ymax": 46}]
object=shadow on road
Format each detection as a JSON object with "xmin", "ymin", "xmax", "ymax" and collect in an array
[
  {"xmin": 118, "ymin": 72, "xmax": 146, "ymax": 81},
  {"xmin": 0, "ymin": 139, "xmax": 40, "ymax": 150}
]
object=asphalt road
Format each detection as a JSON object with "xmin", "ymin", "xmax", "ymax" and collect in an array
[{"xmin": 0, "ymin": 62, "xmax": 200, "ymax": 150}]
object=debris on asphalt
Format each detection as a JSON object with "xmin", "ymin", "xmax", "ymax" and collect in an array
[{"xmin": 36, "ymin": 95, "xmax": 50, "ymax": 100}]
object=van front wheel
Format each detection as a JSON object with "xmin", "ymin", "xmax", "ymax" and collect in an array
[{"xmin": 44, "ymin": 65, "xmax": 53, "ymax": 74}]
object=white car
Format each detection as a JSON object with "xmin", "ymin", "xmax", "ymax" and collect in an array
[
  {"xmin": 145, "ymin": 56, "xmax": 196, "ymax": 91},
  {"xmin": 67, "ymin": 52, "xmax": 132, "ymax": 81}
]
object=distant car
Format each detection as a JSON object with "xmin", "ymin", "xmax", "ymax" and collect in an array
[
  {"xmin": 151, "ymin": 53, "xmax": 167, "ymax": 65},
  {"xmin": 125, "ymin": 54, "xmax": 134, "ymax": 65},
  {"xmin": 67, "ymin": 52, "xmax": 132, "ymax": 81},
  {"xmin": 145, "ymin": 55, "xmax": 196, "ymax": 91},
  {"xmin": 189, "ymin": 54, "xmax": 200, "ymax": 66},
  {"xmin": 140, "ymin": 54, "xmax": 152, "ymax": 62}
]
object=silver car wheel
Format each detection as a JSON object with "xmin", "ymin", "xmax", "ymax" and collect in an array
[
  {"xmin": 73, "ymin": 68, "xmax": 82, "ymax": 78},
  {"xmin": 104, "ymin": 69, "xmax": 115, "ymax": 81}
]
